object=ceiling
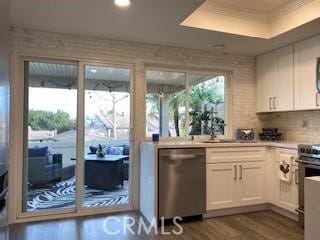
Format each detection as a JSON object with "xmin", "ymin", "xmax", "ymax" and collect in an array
[
  {"xmin": 209, "ymin": 0, "xmax": 290, "ymax": 11},
  {"xmin": 27, "ymin": 62, "xmax": 221, "ymax": 94},
  {"xmin": 10, "ymin": 0, "xmax": 320, "ymax": 56},
  {"xmin": 182, "ymin": 0, "xmax": 320, "ymax": 39}
]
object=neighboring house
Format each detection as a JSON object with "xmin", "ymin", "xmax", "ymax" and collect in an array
[{"xmin": 28, "ymin": 126, "xmax": 56, "ymax": 142}]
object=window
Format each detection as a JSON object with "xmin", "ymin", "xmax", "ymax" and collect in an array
[
  {"xmin": 146, "ymin": 69, "xmax": 227, "ymax": 138},
  {"xmin": 145, "ymin": 70, "xmax": 186, "ymax": 137}
]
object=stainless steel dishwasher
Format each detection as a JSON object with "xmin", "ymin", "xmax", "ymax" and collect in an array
[{"xmin": 158, "ymin": 148, "xmax": 206, "ymax": 220}]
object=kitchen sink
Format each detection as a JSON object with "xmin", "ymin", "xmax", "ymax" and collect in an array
[
  {"xmin": 199, "ymin": 139, "xmax": 258, "ymax": 143},
  {"xmin": 200, "ymin": 139, "xmax": 237, "ymax": 143}
]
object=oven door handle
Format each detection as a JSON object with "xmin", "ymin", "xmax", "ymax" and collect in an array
[
  {"xmin": 303, "ymin": 163, "xmax": 320, "ymax": 170},
  {"xmin": 297, "ymin": 159, "xmax": 320, "ymax": 168}
]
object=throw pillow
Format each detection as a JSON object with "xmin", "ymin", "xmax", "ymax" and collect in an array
[{"xmin": 109, "ymin": 147, "xmax": 124, "ymax": 155}]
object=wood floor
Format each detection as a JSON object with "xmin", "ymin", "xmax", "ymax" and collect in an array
[{"xmin": 7, "ymin": 210, "xmax": 303, "ymax": 240}]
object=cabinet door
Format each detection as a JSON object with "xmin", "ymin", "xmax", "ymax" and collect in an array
[
  {"xmin": 278, "ymin": 165, "xmax": 299, "ymax": 213},
  {"xmin": 275, "ymin": 45, "xmax": 294, "ymax": 111},
  {"xmin": 257, "ymin": 52, "xmax": 276, "ymax": 112},
  {"xmin": 294, "ymin": 35, "xmax": 320, "ymax": 110},
  {"xmin": 238, "ymin": 162, "xmax": 266, "ymax": 206},
  {"xmin": 206, "ymin": 163, "xmax": 237, "ymax": 210},
  {"xmin": 274, "ymin": 149, "xmax": 299, "ymax": 213}
]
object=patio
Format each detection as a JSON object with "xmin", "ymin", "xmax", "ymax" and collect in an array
[
  {"xmin": 26, "ymin": 138, "xmax": 130, "ymax": 212},
  {"xmin": 27, "ymin": 177, "xmax": 129, "ymax": 211}
]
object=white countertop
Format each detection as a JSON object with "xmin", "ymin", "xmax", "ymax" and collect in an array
[
  {"xmin": 306, "ymin": 176, "xmax": 320, "ymax": 182},
  {"xmin": 148, "ymin": 140, "xmax": 301, "ymax": 150}
]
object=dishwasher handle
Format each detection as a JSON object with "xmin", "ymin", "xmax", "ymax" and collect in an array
[{"xmin": 161, "ymin": 154, "xmax": 204, "ymax": 160}]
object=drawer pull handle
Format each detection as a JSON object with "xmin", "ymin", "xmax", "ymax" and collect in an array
[
  {"xmin": 239, "ymin": 165, "xmax": 243, "ymax": 180},
  {"xmin": 295, "ymin": 168, "xmax": 299, "ymax": 185},
  {"xmin": 269, "ymin": 97, "xmax": 272, "ymax": 110},
  {"xmin": 234, "ymin": 165, "xmax": 237, "ymax": 180}
]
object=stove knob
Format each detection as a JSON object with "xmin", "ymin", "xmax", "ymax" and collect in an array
[
  {"xmin": 312, "ymin": 149, "xmax": 318, "ymax": 154},
  {"xmin": 306, "ymin": 148, "xmax": 312, "ymax": 154},
  {"xmin": 300, "ymin": 148, "xmax": 305, "ymax": 153}
]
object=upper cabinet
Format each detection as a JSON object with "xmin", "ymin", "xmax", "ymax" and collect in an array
[
  {"xmin": 257, "ymin": 35, "xmax": 320, "ymax": 113},
  {"xmin": 294, "ymin": 35, "xmax": 320, "ymax": 110},
  {"xmin": 257, "ymin": 45, "xmax": 294, "ymax": 112}
]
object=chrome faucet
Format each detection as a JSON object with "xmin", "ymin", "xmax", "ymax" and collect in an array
[
  {"xmin": 210, "ymin": 121, "xmax": 217, "ymax": 140},
  {"xmin": 209, "ymin": 107, "xmax": 226, "ymax": 140}
]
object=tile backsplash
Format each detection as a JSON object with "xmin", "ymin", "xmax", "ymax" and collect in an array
[{"xmin": 258, "ymin": 111, "xmax": 320, "ymax": 143}]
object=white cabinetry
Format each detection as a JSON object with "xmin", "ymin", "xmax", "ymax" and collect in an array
[
  {"xmin": 206, "ymin": 163, "xmax": 237, "ymax": 210},
  {"xmin": 238, "ymin": 162, "xmax": 266, "ymax": 206},
  {"xmin": 267, "ymin": 148, "xmax": 299, "ymax": 214},
  {"xmin": 294, "ymin": 35, "xmax": 320, "ymax": 110},
  {"xmin": 206, "ymin": 147, "xmax": 266, "ymax": 211},
  {"xmin": 257, "ymin": 45, "xmax": 294, "ymax": 112},
  {"xmin": 277, "ymin": 149, "xmax": 299, "ymax": 213},
  {"xmin": 257, "ymin": 51, "xmax": 276, "ymax": 112}
]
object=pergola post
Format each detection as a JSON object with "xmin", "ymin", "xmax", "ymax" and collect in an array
[{"xmin": 159, "ymin": 93, "xmax": 170, "ymax": 137}]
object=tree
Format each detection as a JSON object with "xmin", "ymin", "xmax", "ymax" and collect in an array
[
  {"xmin": 169, "ymin": 92, "xmax": 185, "ymax": 137},
  {"xmin": 146, "ymin": 77, "xmax": 225, "ymax": 136},
  {"xmin": 28, "ymin": 110, "xmax": 76, "ymax": 133}
]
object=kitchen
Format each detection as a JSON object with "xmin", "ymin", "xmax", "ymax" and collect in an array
[
  {"xmin": 140, "ymin": 32, "xmax": 320, "ymax": 240},
  {"xmin": 3, "ymin": 0, "xmax": 320, "ymax": 239}
]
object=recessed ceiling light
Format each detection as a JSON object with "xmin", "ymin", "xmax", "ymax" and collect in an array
[
  {"xmin": 212, "ymin": 44, "xmax": 226, "ymax": 50},
  {"xmin": 90, "ymin": 69, "xmax": 97, "ymax": 73},
  {"xmin": 114, "ymin": 0, "xmax": 131, "ymax": 7}
]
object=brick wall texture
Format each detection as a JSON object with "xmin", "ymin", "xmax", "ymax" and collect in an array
[
  {"xmin": 11, "ymin": 27, "xmax": 262, "ymax": 138},
  {"xmin": 11, "ymin": 27, "xmax": 320, "ymax": 142}
]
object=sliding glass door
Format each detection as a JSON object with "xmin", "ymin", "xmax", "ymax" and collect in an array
[
  {"xmin": 83, "ymin": 64, "xmax": 131, "ymax": 208},
  {"xmin": 21, "ymin": 59, "xmax": 132, "ymax": 216},
  {"xmin": 22, "ymin": 60, "xmax": 78, "ymax": 213}
]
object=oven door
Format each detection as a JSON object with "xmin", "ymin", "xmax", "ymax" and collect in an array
[{"xmin": 298, "ymin": 161, "xmax": 320, "ymax": 226}]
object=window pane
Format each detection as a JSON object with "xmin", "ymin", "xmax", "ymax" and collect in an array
[
  {"xmin": 188, "ymin": 75, "xmax": 225, "ymax": 136},
  {"xmin": 146, "ymin": 70, "xmax": 186, "ymax": 137},
  {"xmin": 23, "ymin": 61, "xmax": 77, "ymax": 213},
  {"xmin": 83, "ymin": 65, "xmax": 130, "ymax": 208}
]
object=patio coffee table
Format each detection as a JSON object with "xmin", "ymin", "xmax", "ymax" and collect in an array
[{"xmin": 83, "ymin": 155, "xmax": 129, "ymax": 190}]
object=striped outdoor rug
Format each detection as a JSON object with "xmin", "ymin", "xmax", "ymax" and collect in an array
[{"xmin": 27, "ymin": 177, "xmax": 129, "ymax": 211}]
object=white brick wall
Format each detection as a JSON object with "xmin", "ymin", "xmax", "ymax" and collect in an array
[{"xmin": 10, "ymin": 27, "xmax": 260, "ymax": 137}]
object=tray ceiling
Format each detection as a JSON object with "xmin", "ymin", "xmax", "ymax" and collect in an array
[
  {"xmin": 10, "ymin": 0, "xmax": 320, "ymax": 56},
  {"xmin": 182, "ymin": 0, "xmax": 320, "ymax": 39}
]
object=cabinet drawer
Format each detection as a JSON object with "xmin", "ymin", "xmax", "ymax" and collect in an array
[
  {"xmin": 275, "ymin": 148, "xmax": 298, "ymax": 166},
  {"xmin": 206, "ymin": 147, "xmax": 266, "ymax": 164}
]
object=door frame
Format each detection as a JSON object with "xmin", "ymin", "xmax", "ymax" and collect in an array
[{"xmin": 9, "ymin": 50, "xmax": 137, "ymax": 223}]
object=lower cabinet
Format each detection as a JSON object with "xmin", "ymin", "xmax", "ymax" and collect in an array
[
  {"xmin": 206, "ymin": 163, "xmax": 237, "ymax": 210},
  {"xmin": 274, "ymin": 149, "xmax": 299, "ymax": 213},
  {"xmin": 205, "ymin": 147, "xmax": 298, "ymax": 215},
  {"xmin": 238, "ymin": 162, "xmax": 266, "ymax": 206},
  {"xmin": 206, "ymin": 161, "xmax": 266, "ymax": 211}
]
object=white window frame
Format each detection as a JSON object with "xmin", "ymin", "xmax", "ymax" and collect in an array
[
  {"xmin": 144, "ymin": 65, "xmax": 233, "ymax": 141},
  {"xmin": 9, "ymin": 51, "xmax": 137, "ymax": 223}
]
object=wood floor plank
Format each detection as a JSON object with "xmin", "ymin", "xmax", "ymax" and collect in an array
[{"xmin": 6, "ymin": 210, "xmax": 303, "ymax": 240}]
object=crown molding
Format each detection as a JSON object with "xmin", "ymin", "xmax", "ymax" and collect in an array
[
  {"xmin": 181, "ymin": 0, "xmax": 320, "ymax": 39},
  {"xmin": 270, "ymin": 0, "xmax": 315, "ymax": 21},
  {"xmin": 202, "ymin": 0, "xmax": 269, "ymax": 23}
]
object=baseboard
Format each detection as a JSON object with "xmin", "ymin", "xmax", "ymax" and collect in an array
[
  {"xmin": 203, "ymin": 204, "xmax": 270, "ymax": 218},
  {"xmin": 204, "ymin": 203, "xmax": 298, "ymax": 222},
  {"xmin": 269, "ymin": 204, "xmax": 298, "ymax": 221}
]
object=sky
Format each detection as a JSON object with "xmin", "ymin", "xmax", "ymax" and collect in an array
[{"xmin": 29, "ymin": 88, "xmax": 130, "ymax": 119}]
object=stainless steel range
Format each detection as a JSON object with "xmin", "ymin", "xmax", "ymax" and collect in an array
[{"xmin": 297, "ymin": 144, "xmax": 320, "ymax": 227}]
